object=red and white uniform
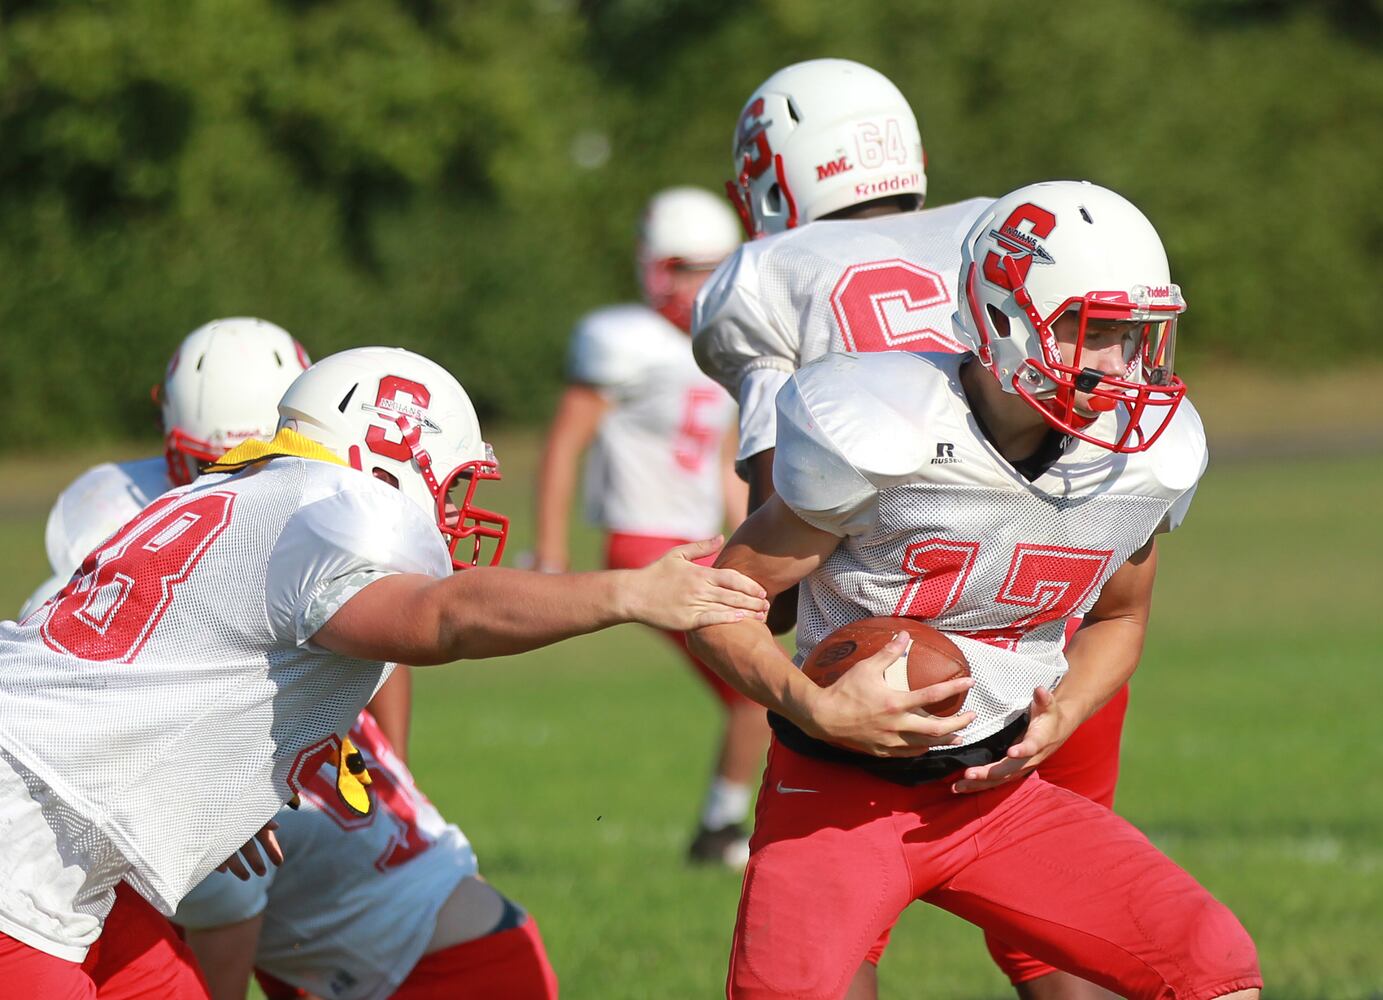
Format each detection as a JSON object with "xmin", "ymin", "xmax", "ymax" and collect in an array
[
  {"xmin": 692, "ymin": 198, "xmax": 992, "ymax": 467},
  {"xmin": 567, "ymin": 304, "xmax": 735, "ymax": 540},
  {"xmin": 0, "ymin": 458, "xmax": 450, "ymax": 960},
  {"xmin": 776, "ymin": 351, "xmax": 1204, "ymax": 743},
  {"xmin": 20, "ymin": 458, "xmax": 170, "ymax": 618},
  {"xmin": 725, "ymin": 351, "xmax": 1259, "ymax": 999},
  {"xmin": 694, "ymin": 200, "xmax": 1150, "ymax": 983},
  {"xmin": 175, "ymin": 712, "xmax": 476, "ymax": 1000}
]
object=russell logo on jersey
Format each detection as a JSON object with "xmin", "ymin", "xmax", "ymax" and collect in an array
[{"xmin": 931, "ymin": 443, "xmax": 961, "ymax": 465}]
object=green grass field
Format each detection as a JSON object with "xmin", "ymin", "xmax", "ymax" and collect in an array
[{"xmin": 2, "ymin": 433, "xmax": 1380, "ymax": 999}]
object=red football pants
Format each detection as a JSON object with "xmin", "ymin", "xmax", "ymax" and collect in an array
[
  {"xmin": 390, "ymin": 917, "xmax": 557, "ymax": 999},
  {"xmin": 729, "ymin": 740, "xmax": 1260, "ymax": 1000},
  {"xmin": 604, "ymin": 532, "xmax": 752, "ymax": 707},
  {"xmin": 257, "ymin": 917, "xmax": 557, "ymax": 1000},
  {"xmin": 0, "ymin": 882, "xmax": 209, "ymax": 1000}
]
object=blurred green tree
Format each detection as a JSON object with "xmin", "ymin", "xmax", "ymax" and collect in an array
[{"xmin": 0, "ymin": 0, "xmax": 1378, "ymax": 448}]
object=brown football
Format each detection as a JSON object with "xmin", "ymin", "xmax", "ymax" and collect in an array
[{"xmin": 801, "ymin": 616, "xmax": 971, "ymax": 716}]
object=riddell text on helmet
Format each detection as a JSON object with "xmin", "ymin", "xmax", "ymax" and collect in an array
[{"xmin": 854, "ymin": 172, "xmax": 921, "ymax": 199}]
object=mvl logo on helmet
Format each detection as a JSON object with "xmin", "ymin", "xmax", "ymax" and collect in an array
[{"xmin": 815, "ymin": 156, "xmax": 853, "ymax": 181}]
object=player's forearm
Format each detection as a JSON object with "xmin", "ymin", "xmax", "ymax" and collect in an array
[
  {"xmin": 688, "ymin": 619, "xmax": 817, "ymax": 722},
  {"xmin": 1054, "ymin": 615, "xmax": 1147, "ymax": 725},
  {"xmin": 431, "ymin": 567, "xmax": 637, "ymax": 661}
]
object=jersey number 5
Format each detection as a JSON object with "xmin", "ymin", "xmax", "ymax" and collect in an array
[
  {"xmin": 42, "ymin": 491, "xmax": 236, "ymax": 662},
  {"xmin": 830, "ymin": 260, "xmax": 965, "ymax": 354}
]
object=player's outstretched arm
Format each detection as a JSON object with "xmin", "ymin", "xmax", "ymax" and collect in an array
[
  {"xmin": 688, "ymin": 498, "xmax": 974, "ymax": 757},
  {"xmin": 313, "ymin": 537, "xmax": 769, "ymax": 665},
  {"xmin": 953, "ymin": 538, "xmax": 1158, "ymax": 793}
]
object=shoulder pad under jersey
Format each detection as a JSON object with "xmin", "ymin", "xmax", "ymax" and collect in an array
[
  {"xmin": 265, "ymin": 462, "xmax": 451, "ymax": 645},
  {"xmin": 1145, "ymin": 397, "xmax": 1208, "ymax": 533},
  {"xmin": 774, "ymin": 352, "xmax": 954, "ymax": 535},
  {"xmin": 565, "ymin": 304, "xmax": 672, "ymax": 390}
]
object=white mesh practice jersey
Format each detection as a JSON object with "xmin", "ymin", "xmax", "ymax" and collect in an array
[
  {"xmin": 0, "ymin": 457, "xmax": 450, "ymax": 955},
  {"xmin": 20, "ymin": 457, "xmax": 172, "ymax": 618},
  {"xmin": 692, "ymin": 198, "xmax": 993, "ymax": 464},
  {"xmin": 176, "ymin": 711, "xmax": 476, "ymax": 1000},
  {"xmin": 567, "ymin": 304, "xmax": 735, "ymax": 539},
  {"xmin": 775, "ymin": 351, "xmax": 1207, "ymax": 747}
]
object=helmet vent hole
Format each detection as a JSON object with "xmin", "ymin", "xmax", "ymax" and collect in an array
[
  {"xmin": 986, "ymin": 304, "xmax": 1012, "ymax": 338},
  {"xmin": 195, "ymin": 355, "xmax": 204, "ymax": 371},
  {"xmin": 1079, "ymin": 206, "xmax": 1093, "ymax": 224},
  {"xmin": 786, "ymin": 98, "xmax": 802, "ymax": 124},
  {"xmin": 337, "ymin": 383, "xmax": 358, "ymax": 413},
  {"xmin": 272, "ymin": 351, "xmax": 283, "ymax": 367}
]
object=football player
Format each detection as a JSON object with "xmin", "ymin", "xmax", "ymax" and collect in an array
[
  {"xmin": 0, "ymin": 346, "xmax": 768, "ymax": 997},
  {"xmin": 175, "ymin": 709, "xmax": 557, "ymax": 1000},
  {"xmin": 533, "ymin": 186, "xmax": 763, "ymax": 865},
  {"xmin": 22, "ymin": 317, "xmax": 415, "ymax": 761},
  {"xmin": 688, "ymin": 181, "xmax": 1261, "ymax": 1000},
  {"xmin": 21, "ymin": 317, "xmax": 311, "ymax": 615},
  {"xmin": 694, "ymin": 60, "xmax": 1131, "ymax": 998}
]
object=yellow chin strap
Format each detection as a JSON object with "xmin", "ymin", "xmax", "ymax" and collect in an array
[{"xmin": 203, "ymin": 427, "xmax": 347, "ymax": 474}]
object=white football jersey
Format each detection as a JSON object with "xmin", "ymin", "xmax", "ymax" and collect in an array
[
  {"xmin": 0, "ymin": 457, "xmax": 450, "ymax": 957},
  {"xmin": 692, "ymin": 198, "xmax": 993, "ymax": 465},
  {"xmin": 20, "ymin": 457, "xmax": 171, "ymax": 617},
  {"xmin": 775, "ymin": 351, "xmax": 1207, "ymax": 747},
  {"xmin": 176, "ymin": 711, "xmax": 476, "ymax": 1000},
  {"xmin": 568, "ymin": 304, "xmax": 736, "ymax": 539}
]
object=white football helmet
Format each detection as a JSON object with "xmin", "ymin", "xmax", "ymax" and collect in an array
[
  {"xmin": 157, "ymin": 317, "xmax": 312, "ymax": 486},
  {"xmin": 276, "ymin": 347, "xmax": 507, "ymax": 569},
  {"xmin": 727, "ymin": 59, "xmax": 925, "ymax": 239},
  {"xmin": 637, "ymin": 186, "xmax": 741, "ymax": 331},
  {"xmin": 953, "ymin": 181, "xmax": 1186, "ymax": 453}
]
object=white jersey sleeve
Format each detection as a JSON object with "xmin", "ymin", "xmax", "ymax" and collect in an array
[
  {"xmin": 693, "ymin": 241, "xmax": 798, "ymax": 392},
  {"xmin": 174, "ymin": 866, "xmax": 272, "ymax": 928},
  {"xmin": 734, "ymin": 368, "xmax": 792, "ymax": 468},
  {"xmin": 565, "ymin": 306, "xmax": 655, "ymax": 396},
  {"xmin": 265, "ymin": 480, "xmax": 452, "ymax": 648}
]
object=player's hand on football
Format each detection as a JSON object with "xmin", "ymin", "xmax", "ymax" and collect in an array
[
  {"xmin": 951, "ymin": 686, "xmax": 1074, "ymax": 793},
  {"xmin": 805, "ymin": 633, "xmax": 976, "ymax": 758},
  {"xmin": 629, "ymin": 536, "xmax": 770, "ymax": 630},
  {"xmin": 216, "ymin": 819, "xmax": 284, "ymax": 881}
]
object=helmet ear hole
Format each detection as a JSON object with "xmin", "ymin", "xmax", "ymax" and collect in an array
[
  {"xmin": 986, "ymin": 304, "xmax": 1012, "ymax": 338},
  {"xmin": 766, "ymin": 184, "xmax": 783, "ymax": 214}
]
